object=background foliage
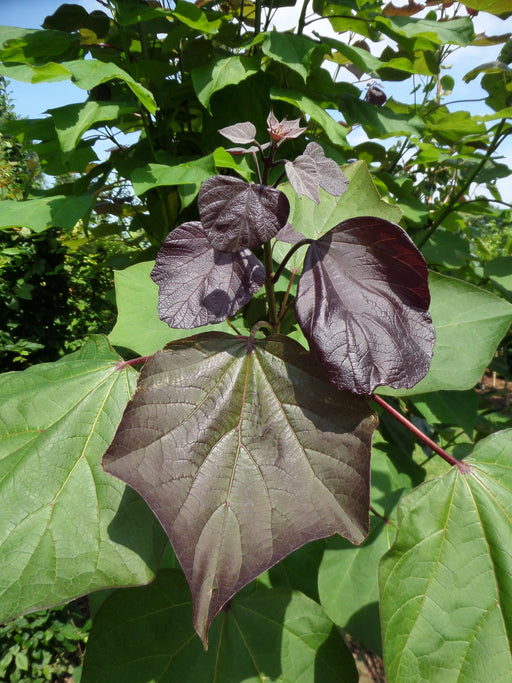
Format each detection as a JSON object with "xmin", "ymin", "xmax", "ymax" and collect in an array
[{"xmin": 1, "ymin": 0, "xmax": 512, "ymax": 680}]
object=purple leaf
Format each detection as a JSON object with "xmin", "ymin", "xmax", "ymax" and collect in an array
[
  {"xmin": 150, "ymin": 222, "xmax": 265, "ymax": 328},
  {"xmin": 103, "ymin": 332, "xmax": 376, "ymax": 646},
  {"xmin": 295, "ymin": 217, "xmax": 435, "ymax": 395},
  {"xmin": 276, "ymin": 222, "xmax": 307, "ymax": 244},
  {"xmin": 199, "ymin": 176, "xmax": 290, "ymax": 252},
  {"xmin": 303, "ymin": 142, "xmax": 349, "ymax": 197},
  {"xmin": 285, "ymin": 143, "xmax": 349, "ymax": 203},
  {"xmin": 225, "ymin": 143, "xmax": 269, "ymax": 156},
  {"xmin": 267, "ymin": 108, "xmax": 307, "ymax": 143},
  {"xmin": 218, "ymin": 121, "xmax": 257, "ymax": 144},
  {"xmin": 285, "ymin": 155, "xmax": 320, "ymax": 204}
]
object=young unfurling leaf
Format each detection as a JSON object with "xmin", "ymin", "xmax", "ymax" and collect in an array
[
  {"xmin": 286, "ymin": 142, "xmax": 349, "ymax": 203},
  {"xmin": 267, "ymin": 108, "xmax": 307, "ymax": 143}
]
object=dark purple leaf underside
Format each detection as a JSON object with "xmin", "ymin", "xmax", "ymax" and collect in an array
[
  {"xmin": 199, "ymin": 176, "xmax": 290, "ymax": 252},
  {"xmin": 295, "ymin": 217, "xmax": 435, "ymax": 395},
  {"xmin": 150, "ymin": 222, "xmax": 265, "ymax": 329},
  {"xmin": 102, "ymin": 332, "xmax": 376, "ymax": 646}
]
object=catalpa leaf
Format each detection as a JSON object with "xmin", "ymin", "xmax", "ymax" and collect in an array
[
  {"xmin": 304, "ymin": 142, "xmax": 349, "ymax": 197},
  {"xmin": 380, "ymin": 429, "xmax": 512, "ymax": 680},
  {"xmin": 81, "ymin": 570, "xmax": 358, "ymax": 682},
  {"xmin": 198, "ymin": 176, "xmax": 290, "ymax": 252},
  {"xmin": 151, "ymin": 222, "xmax": 265, "ymax": 329},
  {"xmin": 285, "ymin": 143, "xmax": 349, "ymax": 203},
  {"xmin": 0, "ymin": 336, "xmax": 165, "ymax": 623},
  {"xmin": 318, "ymin": 515, "xmax": 396, "ymax": 655},
  {"xmin": 276, "ymin": 222, "xmax": 307, "ymax": 244},
  {"xmin": 218, "ymin": 121, "xmax": 257, "ymax": 144},
  {"xmin": 285, "ymin": 154, "xmax": 320, "ymax": 203},
  {"xmin": 295, "ymin": 217, "xmax": 435, "ymax": 395},
  {"xmin": 103, "ymin": 332, "xmax": 377, "ymax": 646}
]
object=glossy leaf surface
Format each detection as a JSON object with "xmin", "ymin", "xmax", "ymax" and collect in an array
[
  {"xmin": 0, "ymin": 337, "xmax": 164, "ymax": 622},
  {"xmin": 380, "ymin": 429, "xmax": 512, "ymax": 681},
  {"xmin": 172, "ymin": 0, "xmax": 221, "ymax": 34},
  {"xmin": 198, "ymin": 176, "xmax": 290, "ymax": 252},
  {"xmin": 48, "ymin": 101, "xmax": 137, "ymax": 155},
  {"xmin": 82, "ymin": 569, "xmax": 358, "ymax": 681},
  {"xmin": 262, "ymin": 32, "xmax": 319, "ymax": 82},
  {"xmin": 0, "ymin": 58, "xmax": 156, "ymax": 111},
  {"xmin": 108, "ymin": 262, "xmax": 240, "ymax": 356},
  {"xmin": 295, "ymin": 217, "xmax": 435, "ymax": 395},
  {"xmin": 273, "ymin": 160, "xmax": 402, "ymax": 273},
  {"xmin": 192, "ymin": 56, "xmax": 259, "ymax": 112},
  {"xmin": 151, "ymin": 222, "xmax": 265, "ymax": 328},
  {"xmin": 103, "ymin": 332, "xmax": 377, "ymax": 645},
  {"xmin": 130, "ymin": 157, "xmax": 216, "ymax": 196}
]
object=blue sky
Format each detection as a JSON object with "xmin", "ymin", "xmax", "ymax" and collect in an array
[{"xmin": 1, "ymin": 0, "xmax": 98, "ymax": 116}]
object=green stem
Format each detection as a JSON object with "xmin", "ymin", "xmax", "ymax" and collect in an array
[
  {"xmin": 297, "ymin": 0, "xmax": 309, "ymax": 35},
  {"xmin": 263, "ymin": 242, "xmax": 279, "ymax": 329},
  {"xmin": 254, "ymin": 0, "xmax": 262, "ymax": 36},
  {"xmin": 417, "ymin": 119, "xmax": 507, "ymax": 249},
  {"xmin": 386, "ymin": 138, "xmax": 411, "ymax": 175},
  {"xmin": 272, "ymin": 239, "xmax": 313, "ymax": 284},
  {"xmin": 278, "ymin": 268, "xmax": 298, "ymax": 322}
]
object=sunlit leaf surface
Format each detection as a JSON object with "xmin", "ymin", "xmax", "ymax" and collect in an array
[
  {"xmin": 380, "ymin": 430, "xmax": 512, "ymax": 681},
  {"xmin": 0, "ymin": 337, "xmax": 165, "ymax": 622},
  {"xmin": 295, "ymin": 217, "xmax": 434, "ymax": 394},
  {"xmin": 103, "ymin": 332, "xmax": 377, "ymax": 644},
  {"xmin": 151, "ymin": 222, "xmax": 265, "ymax": 329}
]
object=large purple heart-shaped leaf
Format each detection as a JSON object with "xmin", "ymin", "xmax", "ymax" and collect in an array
[
  {"xmin": 103, "ymin": 332, "xmax": 376, "ymax": 646},
  {"xmin": 150, "ymin": 222, "xmax": 264, "ymax": 329},
  {"xmin": 295, "ymin": 217, "xmax": 435, "ymax": 395},
  {"xmin": 199, "ymin": 176, "xmax": 290, "ymax": 252}
]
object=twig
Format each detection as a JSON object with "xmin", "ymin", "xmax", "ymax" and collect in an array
[
  {"xmin": 115, "ymin": 356, "xmax": 151, "ymax": 370},
  {"xmin": 371, "ymin": 394, "xmax": 471, "ymax": 474}
]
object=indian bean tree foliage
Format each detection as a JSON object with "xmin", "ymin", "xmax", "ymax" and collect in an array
[{"xmin": 1, "ymin": 0, "xmax": 512, "ymax": 680}]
